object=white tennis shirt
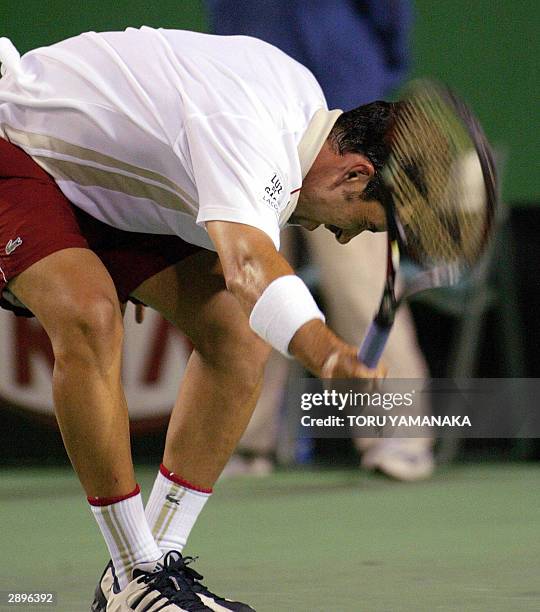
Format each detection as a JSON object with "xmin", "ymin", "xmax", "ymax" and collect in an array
[{"xmin": 0, "ymin": 27, "xmax": 342, "ymax": 250}]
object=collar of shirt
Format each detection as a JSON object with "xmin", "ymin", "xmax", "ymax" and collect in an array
[{"xmin": 279, "ymin": 108, "xmax": 343, "ymax": 227}]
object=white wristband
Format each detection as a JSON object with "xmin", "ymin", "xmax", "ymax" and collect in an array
[{"xmin": 249, "ymin": 275, "xmax": 325, "ymax": 358}]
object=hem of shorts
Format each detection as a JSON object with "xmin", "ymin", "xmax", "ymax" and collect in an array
[
  {"xmin": 121, "ymin": 245, "xmax": 207, "ymax": 305},
  {"xmin": 0, "ymin": 238, "xmax": 89, "ymax": 307}
]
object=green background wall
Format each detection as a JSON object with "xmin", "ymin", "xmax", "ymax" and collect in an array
[
  {"xmin": 411, "ymin": 1, "xmax": 538, "ymax": 204},
  {"xmin": 1, "ymin": 1, "xmax": 537, "ymax": 203}
]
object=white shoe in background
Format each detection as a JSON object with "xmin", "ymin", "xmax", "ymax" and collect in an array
[
  {"xmin": 220, "ymin": 454, "xmax": 274, "ymax": 479},
  {"xmin": 360, "ymin": 439, "xmax": 435, "ymax": 481}
]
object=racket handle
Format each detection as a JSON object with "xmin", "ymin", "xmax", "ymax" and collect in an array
[{"xmin": 358, "ymin": 321, "xmax": 392, "ymax": 368}]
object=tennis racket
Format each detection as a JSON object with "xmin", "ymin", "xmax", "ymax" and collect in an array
[{"xmin": 358, "ymin": 80, "xmax": 498, "ymax": 368}]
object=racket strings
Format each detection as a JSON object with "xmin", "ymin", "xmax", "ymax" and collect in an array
[{"xmin": 385, "ymin": 88, "xmax": 489, "ymax": 269}]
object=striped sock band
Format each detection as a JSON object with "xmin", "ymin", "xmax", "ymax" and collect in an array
[
  {"xmin": 89, "ymin": 485, "xmax": 162, "ymax": 590},
  {"xmin": 145, "ymin": 464, "xmax": 211, "ymax": 553}
]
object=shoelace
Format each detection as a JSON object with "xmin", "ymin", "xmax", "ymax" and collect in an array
[
  {"xmin": 178, "ymin": 556, "xmax": 226, "ymax": 600},
  {"xmin": 135, "ymin": 552, "xmax": 210, "ymax": 611}
]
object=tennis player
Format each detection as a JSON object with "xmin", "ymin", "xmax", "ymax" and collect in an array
[{"xmin": 0, "ymin": 28, "xmax": 389, "ymax": 611}]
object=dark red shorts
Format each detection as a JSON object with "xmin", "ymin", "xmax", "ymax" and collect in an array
[{"xmin": 0, "ymin": 137, "xmax": 203, "ymax": 316}]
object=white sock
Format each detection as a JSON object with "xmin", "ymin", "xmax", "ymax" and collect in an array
[
  {"xmin": 145, "ymin": 464, "xmax": 211, "ymax": 553},
  {"xmin": 88, "ymin": 485, "xmax": 162, "ymax": 589}
]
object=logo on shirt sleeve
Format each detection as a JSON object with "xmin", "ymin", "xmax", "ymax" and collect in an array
[{"xmin": 262, "ymin": 172, "xmax": 285, "ymax": 214}]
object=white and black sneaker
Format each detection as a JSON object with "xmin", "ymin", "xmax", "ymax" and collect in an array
[
  {"xmin": 91, "ymin": 561, "xmax": 114, "ymax": 612},
  {"xmin": 92, "ymin": 552, "xmax": 212, "ymax": 611},
  {"xmin": 178, "ymin": 555, "xmax": 255, "ymax": 612},
  {"xmin": 91, "ymin": 552, "xmax": 255, "ymax": 612}
]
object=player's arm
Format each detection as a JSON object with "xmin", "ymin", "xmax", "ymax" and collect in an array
[{"xmin": 206, "ymin": 220, "xmax": 384, "ymax": 380}]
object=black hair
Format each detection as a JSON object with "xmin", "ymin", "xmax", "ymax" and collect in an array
[{"xmin": 328, "ymin": 101, "xmax": 398, "ymax": 200}]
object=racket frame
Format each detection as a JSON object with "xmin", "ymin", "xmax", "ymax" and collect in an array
[{"xmin": 357, "ymin": 82, "xmax": 498, "ymax": 368}]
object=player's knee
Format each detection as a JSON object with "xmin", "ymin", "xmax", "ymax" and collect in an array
[
  {"xmin": 51, "ymin": 292, "xmax": 123, "ymax": 365},
  {"xmin": 198, "ymin": 322, "xmax": 270, "ymax": 388},
  {"xmin": 232, "ymin": 333, "xmax": 271, "ymax": 389}
]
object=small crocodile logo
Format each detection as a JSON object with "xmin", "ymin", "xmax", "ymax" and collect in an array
[{"xmin": 5, "ymin": 237, "xmax": 23, "ymax": 255}]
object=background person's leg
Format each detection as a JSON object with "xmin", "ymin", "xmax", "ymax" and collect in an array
[{"xmin": 306, "ymin": 228, "xmax": 434, "ymax": 480}]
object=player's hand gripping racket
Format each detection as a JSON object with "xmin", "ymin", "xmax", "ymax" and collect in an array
[{"xmin": 358, "ymin": 81, "xmax": 498, "ymax": 368}]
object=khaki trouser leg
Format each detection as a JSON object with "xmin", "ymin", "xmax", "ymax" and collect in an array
[{"xmin": 306, "ymin": 228, "xmax": 432, "ymax": 451}]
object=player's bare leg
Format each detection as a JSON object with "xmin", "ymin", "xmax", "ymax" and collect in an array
[
  {"xmin": 100, "ymin": 249, "xmax": 268, "ymax": 611},
  {"xmin": 9, "ymin": 248, "xmax": 167, "ymax": 597},
  {"xmin": 8, "ymin": 248, "xmax": 135, "ymax": 497},
  {"xmin": 132, "ymin": 249, "xmax": 271, "ymax": 489}
]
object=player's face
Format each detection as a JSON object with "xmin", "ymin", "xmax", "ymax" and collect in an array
[
  {"xmin": 291, "ymin": 196, "xmax": 386, "ymax": 243},
  {"xmin": 324, "ymin": 196, "xmax": 387, "ymax": 244},
  {"xmin": 294, "ymin": 144, "xmax": 387, "ymax": 243}
]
